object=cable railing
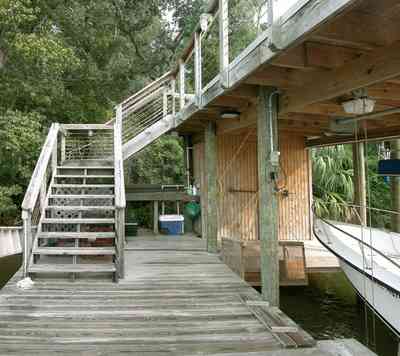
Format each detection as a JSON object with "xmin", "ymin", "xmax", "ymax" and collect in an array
[
  {"xmin": 111, "ymin": 0, "xmax": 282, "ymax": 144},
  {"xmin": 201, "ymin": 12, "xmax": 220, "ymax": 92},
  {"xmin": 62, "ymin": 126, "xmax": 114, "ymax": 162}
]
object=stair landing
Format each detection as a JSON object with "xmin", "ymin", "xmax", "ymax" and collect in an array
[{"xmin": 0, "ymin": 234, "xmax": 377, "ymax": 355}]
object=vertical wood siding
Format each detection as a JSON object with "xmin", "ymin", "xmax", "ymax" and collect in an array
[
  {"xmin": 217, "ymin": 133, "xmax": 259, "ymax": 241},
  {"xmin": 214, "ymin": 132, "xmax": 311, "ymax": 242},
  {"xmin": 278, "ymin": 134, "xmax": 311, "ymax": 241}
]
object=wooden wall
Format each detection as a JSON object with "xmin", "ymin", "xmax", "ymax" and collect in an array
[
  {"xmin": 278, "ymin": 134, "xmax": 312, "ymax": 241},
  {"xmin": 192, "ymin": 131, "xmax": 311, "ymax": 242},
  {"xmin": 217, "ymin": 134, "xmax": 259, "ymax": 241}
]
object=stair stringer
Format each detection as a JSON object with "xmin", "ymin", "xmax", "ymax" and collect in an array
[{"xmin": 122, "ymin": 114, "xmax": 175, "ymax": 161}]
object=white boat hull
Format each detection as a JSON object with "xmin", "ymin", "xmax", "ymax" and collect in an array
[
  {"xmin": 314, "ymin": 219, "xmax": 400, "ymax": 336},
  {"xmin": 340, "ymin": 260, "xmax": 400, "ymax": 334}
]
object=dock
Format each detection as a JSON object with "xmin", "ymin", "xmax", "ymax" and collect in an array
[{"xmin": 0, "ymin": 234, "xmax": 376, "ymax": 355}]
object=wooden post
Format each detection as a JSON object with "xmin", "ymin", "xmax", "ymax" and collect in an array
[
  {"xmin": 52, "ymin": 133, "xmax": 58, "ymax": 172},
  {"xmin": 116, "ymin": 208, "xmax": 125, "ymax": 279},
  {"xmin": 353, "ymin": 142, "xmax": 367, "ymax": 225},
  {"xmin": 194, "ymin": 31, "xmax": 202, "ymax": 107},
  {"xmin": 391, "ymin": 140, "xmax": 400, "ymax": 232},
  {"xmin": 219, "ymin": 0, "xmax": 229, "ymax": 88},
  {"xmin": 22, "ymin": 210, "xmax": 32, "ymax": 278},
  {"xmin": 179, "ymin": 60, "xmax": 186, "ymax": 110},
  {"xmin": 204, "ymin": 122, "xmax": 218, "ymax": 253},
  {"xmin": 60, "ymin": 132, "xmax": 66, "ymax": 163},
  {"xmin": 171, "ymin": 79, "xmax": 176, "ymax": 116},
  {"xmin": 153, "ymin": 201, "xmax": 159, "ymax": 234},
  {"xmin": 163, "ymin": 88, "xmax": 168, "ymax": 117},
  {"xmin": 257, "ymin": 87, "xmax": 280, "ymax": 306}
]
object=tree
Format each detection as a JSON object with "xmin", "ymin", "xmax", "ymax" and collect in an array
[
  {"xmin": 312, "ymin": 145, "xmax": 354, "ymax": 220},
  {"xmin": 0, "ymin": 110, "xmax": 43, "ymax": 225},
  {"xmin": 126, "ymin": 135, "xmax": 185, "ymax": 185}
]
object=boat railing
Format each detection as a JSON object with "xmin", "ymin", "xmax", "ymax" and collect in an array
[{"xmin": 312, "ymin": 202, "xmax": 400, "ymax": 273}]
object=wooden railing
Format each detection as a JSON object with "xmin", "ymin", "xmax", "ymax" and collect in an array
[
  {"xmin": 21, "ymin": 123, "xmax": 59, "ymax": 277},
  {"xmin": 114, "ymin": 105, "xmax": 126, "ymax": 278},
  {"xmin": 0, "ymin": 227, "xmax": 22, "ymax": 258}
]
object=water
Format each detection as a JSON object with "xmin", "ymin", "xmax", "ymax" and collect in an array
[
  {"xmin": 0, "ymin": 254, "xmax": 21, "ymax": 289},
  {"xmin": 280, "ymin": 272, "xmax": 399, "ymax": 356}
]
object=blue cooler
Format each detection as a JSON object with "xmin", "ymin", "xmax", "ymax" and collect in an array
[{"xmin": 159, "ymin": 215, "xmax": 184, "ymax": 235}]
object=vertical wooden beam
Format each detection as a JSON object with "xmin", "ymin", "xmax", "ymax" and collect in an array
[
  {"xmin": 257, "ymin": 87, "xmax": 280, "ymax": 306},
  {"xmin": 171, "ymin": 79, "xmax": 176, "ymax": 116},
  {"xmin": 219, "ymin": 0, "xmax": 229, "ymax": 88},
  {"xmin": 353, "ymin": 142, "xmax": 367, "ymax": 225},
  {"xmin": 179, "ymin": 60, "xmax": 186, "ymax": 110},
  {"xmin": 204, "ymin": 122, "xmax": 218, "ymax": 253},
  {"xmin": 52, "ymin": 133, "xmax": 58, "ymax": 172},
  {"xmin": 153, "ymin": 201, "xmax": 159, "ymax": 234},
  {"xmin": 391, "ymin": 140, "xmax": 400, "ymax": 232},
  {"xmin": 194, "ymin": 31, "xmax": 202, "ymax": 107},
  {"xmin": 60, "ymin": 133, "xmax": 66, "ymax": 163},
  {"xmin": 22, "ymin": 210, "xmax": 32, "ymax": 278},
  {"xmin": 163, "ymin": 88, "xmax": 169, "ymax": 117}
]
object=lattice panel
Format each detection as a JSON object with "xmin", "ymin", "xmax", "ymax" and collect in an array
[
  {"xmin": 49, "ymin": 197, "xmax": 114, "ymax": 207},
  {"xmin": 52, "ymin": 187, "xmax": 114, "ymax": 196}
]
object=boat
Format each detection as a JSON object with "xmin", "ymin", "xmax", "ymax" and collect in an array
[{"xmin": 313, "ymin": 214, "xmax": 400, "ymax": 336}]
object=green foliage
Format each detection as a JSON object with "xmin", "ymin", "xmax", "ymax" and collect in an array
[
  {"xmin": 312, "ymin": 144, "xmax": 391, "ymax": 226},
  {"xmin": 312, "ymin": 145, "xmax": 355, "ymax": 220},
  {"xmin": 0, "ymin": 110, "xmax": 44, "ymax": 224},
  {"xmin": 0, "ymin": 0, "xmax": 203, "ymax": 224},
  {"xmin": 127, "ymin": 135, "xmax": 185, "ymax": 185}
]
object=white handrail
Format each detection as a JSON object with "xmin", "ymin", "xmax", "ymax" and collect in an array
[
  {"xmin": 114, "ymin": 105, "xmax": 126, "ymax": 209},
  {"xmin": 21, "ymin": 123, "xmax": 59, "ymax": 213}
]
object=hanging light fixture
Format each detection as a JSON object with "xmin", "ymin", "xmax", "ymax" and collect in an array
[
  {"xmin": 220, "ymin": 111, "xmax": 240, "ymax": 119},
  {"xmin": 341, "ymin": 88, "xmax": 375, "ymax": 115}
]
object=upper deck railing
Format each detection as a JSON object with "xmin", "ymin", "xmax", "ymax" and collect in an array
[
  {"xmin": 111, "ymin": 0, "xmax": 353, "ymax": 159},
  {"xmin": 112, "ymin": 0, "xmax": 282, "ymax": 154}
]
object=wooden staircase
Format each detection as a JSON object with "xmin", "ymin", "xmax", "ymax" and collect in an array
[
  {"xmin": 20, "ymin": 73, "xmax": 178, "ymax": 282},
  {"xmin": 28, "ymin": 165, "xmax": 119, "ymax": 280}
]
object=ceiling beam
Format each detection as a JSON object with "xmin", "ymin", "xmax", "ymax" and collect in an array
[
  {"xmin": 313, "ymin": 10, "xmax": 400, "ymax": 48},
  {"xmin": 279, "ymin": 41, "xmax": 400, "ymax": 115}
]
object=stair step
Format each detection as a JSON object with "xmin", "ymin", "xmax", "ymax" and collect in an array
[
  {"xmin": 46, "ymin": 206, "xmax": 115, "ymax": 211},
  {"xmin": 29, "ymin": 264, "xmax": 116, "ymax": 273},
  {"xmin": 42, "ymin": 218, "xmax": 115, "ymax": 224},
  {"xmin": 39, "ymin": 232, "xmax": 115, "ymax": 239},
  {"xmin": 57, "ymin": 166, "xmax": 114, "ymax": 170},
  {"xmin": 33, "ymin": 247, "xmax": 116, "ymax": 256},
  {"xmin": 55, "ymin": 175, "xmax": 114, "ymax": 179},
  {"xmin": 49, "ymin": 194, "xmax": 114, "ymax": 199},
  {"xmin": 52, "ymin": 184, "xmax": 115, "ymax": 188}
]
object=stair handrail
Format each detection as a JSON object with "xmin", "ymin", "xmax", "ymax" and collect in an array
[
  {"xmin": 21, "ymin": 123, "xmax": 59, "ymax": 212},
  {"xmin": 21, "ymin": 122, "xmax": 60, "ymax": 277},
  {"xmin": 114, "ymin": 106, "xmax": 126, "ymax": 209},
  {"xmin": 114, "ymin": 105, "xmax": 126, "ymax": 279},
  {"xmin": 121, "ymin": 71, "xmax": 173, "ymax": 108}
]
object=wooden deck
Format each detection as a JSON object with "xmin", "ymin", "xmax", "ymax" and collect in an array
[{"xmin": 0, "ymin": 234, "xmax": 375, "ymax": 355}]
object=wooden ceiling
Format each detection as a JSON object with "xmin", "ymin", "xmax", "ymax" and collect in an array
[{"xmin": 179, "ymin": 0, "xmax": 400, "ymax": 147}]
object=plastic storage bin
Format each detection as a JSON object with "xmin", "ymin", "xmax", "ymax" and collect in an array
[{"xmin": 159, "ymin": 215, "xmax": 184, "ymax": 235}]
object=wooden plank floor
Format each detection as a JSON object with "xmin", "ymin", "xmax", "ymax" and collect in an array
[{"xmin": 0, "ymin": 234, "xmax": 376, "ymax": 355}]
